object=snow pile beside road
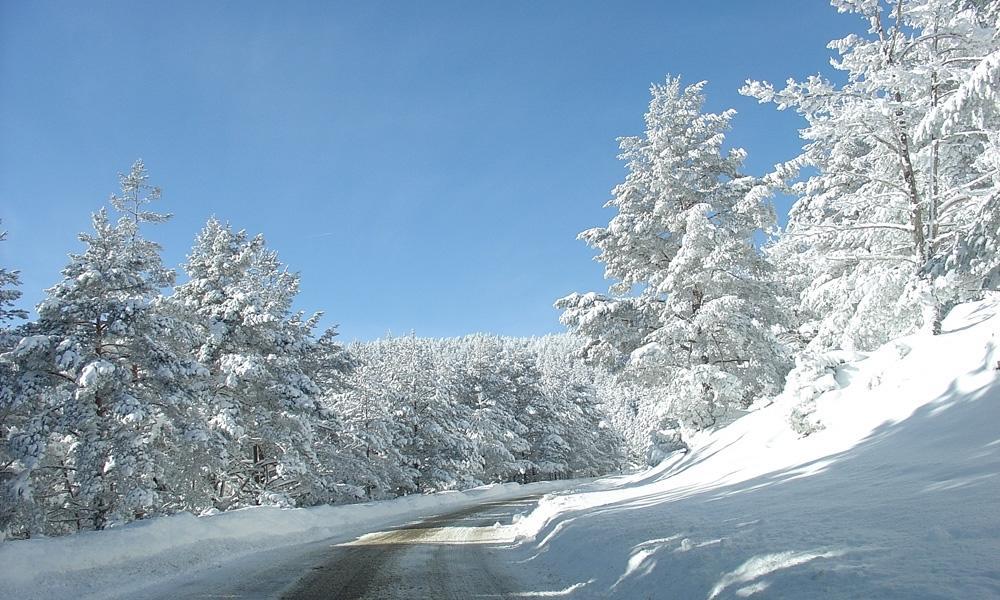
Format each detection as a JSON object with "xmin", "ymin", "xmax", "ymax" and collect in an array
[
  {"xmin": 510, "ymin": 297, "xmax": 1000, "ymax": 598},
  {"xmin": 0, "ymin": 479, "xmax": 571, "ymax": 599}
]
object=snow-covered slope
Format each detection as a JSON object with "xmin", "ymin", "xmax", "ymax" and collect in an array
[{"xmin": 508, "ymin": 297, "xmax": 1000, "ymax": 598}]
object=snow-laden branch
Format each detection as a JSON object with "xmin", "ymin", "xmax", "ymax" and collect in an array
[
  {"xmin": 917, "ymin": 48, "xmax": 1000, "ymax": 141},
  {"xmin": 785, "ymin": 222, "xmax": 914, "ymax": 238},
  {"xmin": 825, "ymin": 253, "xmax": 917, "ymax": 264}
]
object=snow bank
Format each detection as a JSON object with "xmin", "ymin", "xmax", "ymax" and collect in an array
[
  {"xmin": 507, "ymin": 297, "xmax": 1000, "ymax": 598},
  {"xmin": 0, "ymin": 479, "xmax": 572, "ymax": 599}
]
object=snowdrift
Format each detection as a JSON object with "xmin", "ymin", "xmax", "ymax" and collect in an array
[{"xmin": 508, "ymin": 297, "xmax": 1000, "ymax": 598}]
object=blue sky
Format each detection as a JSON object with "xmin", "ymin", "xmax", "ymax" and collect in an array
[{"xmin": 0, "ymin": 1, "xmax": 856, "ymax": 341}]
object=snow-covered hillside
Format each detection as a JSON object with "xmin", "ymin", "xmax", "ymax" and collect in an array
[{"xmin": 507, "ymin": 297, "xmax": 1000, "ymax": 598}]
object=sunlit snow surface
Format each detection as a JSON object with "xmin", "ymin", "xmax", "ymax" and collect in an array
[
  {"xmin": 2, "ymin": 297, "xmax": 999, "ymax": 598},
  {"xmin": 506, "ymin": 296, "xmax": 1000, "ymax": 598}
]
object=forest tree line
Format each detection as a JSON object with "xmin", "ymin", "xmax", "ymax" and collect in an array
[{"xmin": 0, "ymin": 180, "xmax": 628, "ymax": 537}]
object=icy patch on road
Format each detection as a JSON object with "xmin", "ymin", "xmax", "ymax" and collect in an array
[{"xmin": 345, "ymin": 524, "xmax": 520, "ymax": 546}]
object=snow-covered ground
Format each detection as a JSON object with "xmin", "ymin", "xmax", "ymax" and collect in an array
[
  {"xmin": 505, "ymin": 297, "xmax": 1000, "ymax": 598},
  {"xmin": 3, "ymin": 297, "xmax": 998, "ymax": 599},
  {"xmin": 0, "ymin": 479, "xmax": 574, "ymax": 599}
]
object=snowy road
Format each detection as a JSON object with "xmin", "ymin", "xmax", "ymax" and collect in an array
[
  {"xmin": 282, "ymin": 496, "xmax": 539, "ymax": 599},
  {"xmin": 124, "ymin": 494, "xmax": 551, "ymax": 600}
]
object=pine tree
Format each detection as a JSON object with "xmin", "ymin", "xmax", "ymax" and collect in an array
[
  {"xmin": 170, "ymin": 218, "xmax": 338, "ymax": 508},
  {"xmin": 557, "ymin": 77, "xmax": 789, "ymax": 432},
  {"xmin": 455, "ymin": 335, "xmax": 530, "ymax": 484},
  {"xmin": 394, "ymin": 336, "xmax": 476, "ymax": 491},
  {"xmin": 336, "ymin": 332, "xmax": 626, "ymax": 496},
  {"xmin": 0, "ymin": 223, "xmax": 27, "ymax": 326},
  {"xmin": 325, "ymin": 339, "xmax": 416, "ymax": 499},
  {"xmin": 0, "ymin": 223, "xmax": 31, "ymax": 537},
  {"xmin": 529, "ymin": 335, "xmax": 626, "ymax": 477},
  {"xmin": 3, "ymin": 161, "xmax": 199, "ymax": 532},
  {"xmin": 743, "ymin": 0, "xmax": 1000, "ymax": 349}
]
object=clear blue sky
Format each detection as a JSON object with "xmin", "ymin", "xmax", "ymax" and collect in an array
[{"xmin": 0, "ymin": 1, "xmax": 856, "ymax": 341}]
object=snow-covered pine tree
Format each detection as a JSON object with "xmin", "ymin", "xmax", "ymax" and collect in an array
[
  {"xmin": 395, "ymin": 336, "xmax": 476, "ymax": 492},
  {"xmin": 918, "ymin": 0, "xmax": 1000, "ymax": 297},
  {"xmin": 454, "ymin": 335, "xmax": 531, "ymax": 484},
  {"xmin": 527, "ymin": 334, "xmax": 674, "ymax": 467},
  {"xmin": 298, "ymin": 328, "xmax": 362, "ymax": 503},
  {"xmin": 341, "ymin": 335, "xmax": 478, "ymax": 494},
  {"xmin": 0, "ymin": 223, "xmax": 27, "ymax": 326},
  {"xmin": 743, "ymin": 0, "xmax": 1000, "ymax": 350},
  {"xmin": 3, "ymin": 161, "xmax": 200, "ymax": 533},
  {"xmin": 170, "ymin": 218, "xmax": 336, "ymax": 508},
  {"xmin": 336, "ymin": 332, "xmax": 626, "ymax": 494},
  {"xmin": 0, "ymin": 222, "xmax": 32, "ymax": 537},
  {"xmin": 529, "ymin": 335, "xmax": 626, "ymax": 477},
  {"xmin": 325, "ymin": 338, "xmax": 418, "ymax": 499},
  {"xmin": 557, "ymin": 77, "xmax": 789, "ymax": 432}
]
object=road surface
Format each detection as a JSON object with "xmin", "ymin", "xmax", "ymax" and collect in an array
[
  {"xmin": 282, "ymin": 496, "xmax": 540, "ymax": 599},
  {"xmin": 131, "ymin": 494, "xmax": 560, "ymax": 599}
]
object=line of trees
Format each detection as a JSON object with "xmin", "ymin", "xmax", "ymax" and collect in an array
[{"xmin": 0, "ymin": 163, "xmax": 624, "ymax": 539}]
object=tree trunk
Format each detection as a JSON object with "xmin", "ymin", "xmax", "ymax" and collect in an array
[
  {"xmin": 895, "ymin": 104, "xmax": 927, "ymax": 266},
  {"xmin": 894, "ymin": 95, "xmax": 943, "ymax": 335}
]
